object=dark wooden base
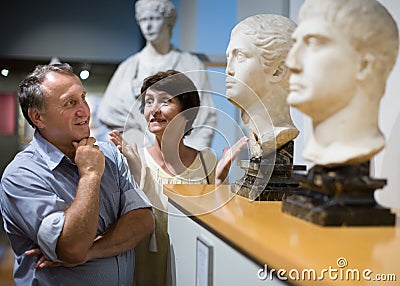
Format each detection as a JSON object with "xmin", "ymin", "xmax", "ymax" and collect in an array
[
  {"xmin": 233, "ymin": 169, "xmax": 304, "ymax": 201},
  {"xmin": 282, "ymin": 162, "xmax": 395, "ymax": 226},
  {"xmin": 232, "ymin": 141, "xmax": 306, "ymax": 201},
  {"xmin": 282, "ymin": 190, "xmax": 396, "ymax": 226}
]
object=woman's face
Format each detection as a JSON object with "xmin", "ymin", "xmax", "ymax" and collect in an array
[{"xmin": 143, "ymin": 88, "xmax": 186, "ymax": 136}]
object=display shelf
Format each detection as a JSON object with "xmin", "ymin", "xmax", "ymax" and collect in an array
[{"xmin": 164, "ymin": 184, "xmax": 400, "ymax": 286}]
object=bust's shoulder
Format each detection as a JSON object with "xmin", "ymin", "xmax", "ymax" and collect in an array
[{"xmin": 119, "ymin": 53, "xmax": 141, "ymax": 67}]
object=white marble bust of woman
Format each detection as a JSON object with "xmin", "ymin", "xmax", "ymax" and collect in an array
[
  {"xmin": 286, "ymin": 0, "xmax": 399, "ymax": 166},
  {"xmin": 226, "ymin": 14, "xmax": 299, "ymax": 158}
]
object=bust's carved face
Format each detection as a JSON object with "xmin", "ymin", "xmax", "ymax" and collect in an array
[
  {"xmin": 286, "ymin": 18, "xmax": 359, "ymax": 122},
  {"xmin": 137, "ymin": 9, "xmax": 169, "ymax": 43},
  {"xmin": 226, "ymin": 30, "xmax": 273, "ymax": 109}
]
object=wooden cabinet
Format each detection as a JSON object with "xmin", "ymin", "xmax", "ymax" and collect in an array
[
  {"xmin": 168, "ymin": 203, "xmax": 285, "ymax": 286},
  {"xmin": 165, "ymin": 184, "xmax": 400, "ymax": 286}
]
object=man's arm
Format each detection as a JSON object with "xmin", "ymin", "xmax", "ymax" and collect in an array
[
  {"xmin": 55, "ymin": 137, "xmax": 105, "ymax": 264},
  {"xmin": 80, "ymin": 140, "xmax": 153, "ymax": 262},
  {"xmin": 27, "ymin": 208, "xmax": 154, "ymax": 268},
  {"xmin": 87, "ymin": 208, "xmax": 154, "ymax": 260}
]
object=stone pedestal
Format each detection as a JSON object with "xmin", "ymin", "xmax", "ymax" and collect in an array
[
  {"xmin": 282, "ymin": 162, "xmax": 396, "ymax": 226},
  {"xmin": 232, "ymin": 141, "xmax": 306, "ymax": 201}
]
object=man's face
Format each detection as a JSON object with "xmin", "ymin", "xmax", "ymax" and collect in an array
[
  {"xmin": 137, "ymin": 9, "xmax": 169, "ymax": 43},
  {"xmin": 226, "ymin": 30, "xmax": 272, "ymax": 109},
  {"xmin": 38, "ymin": 72, "xmax": 91, "ymax": 149},
  {"xmin": 286, "ymin": 18, "xmax": 359, "ymax": 121}
]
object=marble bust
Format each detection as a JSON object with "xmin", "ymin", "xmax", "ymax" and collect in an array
[
  {"xmin": 226, "ymin": 14, "xmax": 299, "ymax": 158},
  {"xmin": 286, "ymin": 0, "xmax": 399, "ymax": 166},
  {"xmin": 98, "ymin": 0, "xmax": 216, "ymax": 149}
]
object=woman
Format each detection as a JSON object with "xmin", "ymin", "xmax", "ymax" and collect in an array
[{"xmin": 109, "ymin": 70, "xmax": 248, "ymax": 286}]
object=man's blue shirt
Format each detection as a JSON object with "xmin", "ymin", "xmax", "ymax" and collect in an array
[{"xmin": 0, "ymin": 131, "xmax": 151, "ymax": 285}]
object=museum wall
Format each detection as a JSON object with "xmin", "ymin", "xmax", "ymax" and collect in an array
[
  {"xmin": 0, "ymin": 0, "xmax": 146, "ymax": 175},
  {"xmin": 0, "ymin": 0, "xmax": 144, "ymax": 62}
]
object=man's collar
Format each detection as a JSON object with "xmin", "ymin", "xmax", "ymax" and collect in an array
[{"xmin": 32, "ymin": 130, "xmax": 69, "ymax": 170}]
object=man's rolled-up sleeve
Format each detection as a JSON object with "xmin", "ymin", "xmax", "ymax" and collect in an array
[{"xmin": 37, "ymin": 211, "xmax": 65, "ymax": 262}]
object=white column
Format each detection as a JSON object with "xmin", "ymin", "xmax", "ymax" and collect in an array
[
  {"xmin": 178, "ymin": 0, "xmax": 197, "ymax": 52},
  {"xmin": 237, "ymin": 0, "xmax": 289, "ymax": 20}
]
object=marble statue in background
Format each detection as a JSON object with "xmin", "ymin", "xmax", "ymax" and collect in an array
[
  {"xmin": 286, "ymin": 0, "xmax": 399, "ymax": 166},
  {"xmin": 283, "ymin": 0, "xmax": 399, "ymax": 226},
  {"xmin": 226, "ymin": 14, "xmax": 299, "ymax": 158},
  {"xmin": 98, "ymin": 0, "xmax": 216, "ymax": 149}
]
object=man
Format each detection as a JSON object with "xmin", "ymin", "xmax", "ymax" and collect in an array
[
  {"xmin": 226, "ymin": 14, "xmax": 299, "ymax": 158},
  {"xmin": 98, "ymin": 0, "xmax": 216, "ymax": 150},
  {"xmin": 0, "ymin": 63, "xmax": 154, "ymax": 285},
  {"xmin": 286, "ymin": 0, "xmax": 399, "ymax": 166}
]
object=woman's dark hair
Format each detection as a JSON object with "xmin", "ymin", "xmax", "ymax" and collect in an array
[{"xmin": 140, "ymin": 70, "xmax": 200, "ymax": 136}]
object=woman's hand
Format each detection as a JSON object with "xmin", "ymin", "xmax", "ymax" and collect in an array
[
  {"xmin": 109, "ymin": 130, "xmax": 142, "ymax": 184},
  {"xmin": 215, "ymin": 136, "xmax": 248, "ymax": 185}
]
